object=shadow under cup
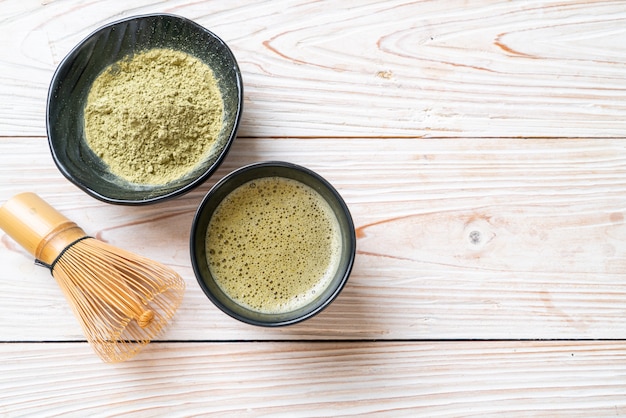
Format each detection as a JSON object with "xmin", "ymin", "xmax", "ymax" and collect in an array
[{"xmin": 190, "ymin": 162, "xmax": 356, "ymax": 326}]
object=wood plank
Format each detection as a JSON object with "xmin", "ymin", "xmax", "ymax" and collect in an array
[
  {"xmin": 1, "ymin": 341, "xmax": 625, "ymax": 416},
  {"xmin": 2, "ymin": 1, "xmax": 626, "ymax": 138},
  {"xmin": 1, "ymin": 137, "xmax": 626, "ymax": 341}
]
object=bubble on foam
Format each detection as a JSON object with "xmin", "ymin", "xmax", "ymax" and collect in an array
[{"xmin": 206, "ymin": 176, "xmax": 342, "ymax": 314}]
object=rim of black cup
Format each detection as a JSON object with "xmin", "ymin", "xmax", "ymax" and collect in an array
[{"xmin": 190, "ymin": 161, "xmax": 356, "ymax": 326}]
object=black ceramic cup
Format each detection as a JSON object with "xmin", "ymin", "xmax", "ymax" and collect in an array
[
  {"xmin": 190, "ymin": 161, "xmax": 356, "ymax": 326},
  {"xmin": 47, "ymin": 14, "xmax": 243, "ymax": 204}
]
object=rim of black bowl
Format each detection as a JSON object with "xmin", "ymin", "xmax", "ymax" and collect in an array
[
  {"xmin": 190, "ymin": 161, "xmax": 356, "ymax": 327},
  {"xmin": 46, "ymin": 13, "xmax": 243, "ymax": 205}
]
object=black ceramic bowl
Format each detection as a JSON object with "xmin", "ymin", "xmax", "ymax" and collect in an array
[
  {"xmin": 190, "ymin": 162, "xmax": 356, "ymax": 326},
  {"xmin": 47, "ymin": 14, "xmax": 243, "ymax": 205}
]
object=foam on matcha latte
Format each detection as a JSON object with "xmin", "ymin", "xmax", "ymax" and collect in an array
[{"xmin": 206, "ymin": 176, "xmax": 342, "ymax": 314}]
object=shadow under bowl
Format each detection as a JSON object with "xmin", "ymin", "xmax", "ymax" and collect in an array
[
  {"xmin": 47, "ymin": 13, "xmax": 243, "ymax": 205},
  {"xmin": 190, "ymin": 161, "xmax": 356, "ymax": 326}
]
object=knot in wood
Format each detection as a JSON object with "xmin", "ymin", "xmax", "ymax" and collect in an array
[{"xmin": 469, "ymin": 230, "xmax": 481, "ymax": 245}]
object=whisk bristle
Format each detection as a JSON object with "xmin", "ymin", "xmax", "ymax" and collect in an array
[
  {"xmin": 0, "ymin": 192, "xmax": 185, "ymax": 363},
  {"xmin": 52, "ymin": 238, "xmax": 185, "ymax": 363},
  {"xmin": 138, "ymin": 310, "xmax": 155, "ymax": 328}
]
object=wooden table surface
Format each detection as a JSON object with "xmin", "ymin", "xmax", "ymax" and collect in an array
[{"xmin": 2, "ymin": 1, "xmax": 626, "ymax": 416}]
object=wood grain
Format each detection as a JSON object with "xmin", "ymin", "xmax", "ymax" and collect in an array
[
  {"xmin": 2, "ymin": 1, "xmax": 626, "ymax": 415},
  {"xmin": 1, "ymin": 0, "xmax": 626, "ymax": 138},
  {"xmin": 2, "ymin": 137, "xmax": 625, "ymax": 341},
  {"xmin": 1, "ymin": 341, "xmax": 625, "ymax": 416}
]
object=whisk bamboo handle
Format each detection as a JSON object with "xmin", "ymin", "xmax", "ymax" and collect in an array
[
  {"xmin": 0, "ymin": 192, "xmax": 87, "ymax": 266},
  {"xmin": 1, "ymin": 193, "xmax": 157, "ymax": 330}
]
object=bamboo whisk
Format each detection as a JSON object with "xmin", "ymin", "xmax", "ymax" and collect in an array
[{"xmin": 0, "ymin": 193, "xmax": 185, "ymax": 363}]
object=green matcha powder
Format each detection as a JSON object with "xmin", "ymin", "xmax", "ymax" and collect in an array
[{"xmin": 83, "ymin": 48, "xmax": 224, "ymax": 185}]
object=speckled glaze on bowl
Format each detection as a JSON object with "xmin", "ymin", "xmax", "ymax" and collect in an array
[
  {"xmin": 47, "ymin": 13, "xmax": 243, "ymax": 205},
  {"xmin": 190, "ymin": 161, "xmax": 356, "ymax": 327}
]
